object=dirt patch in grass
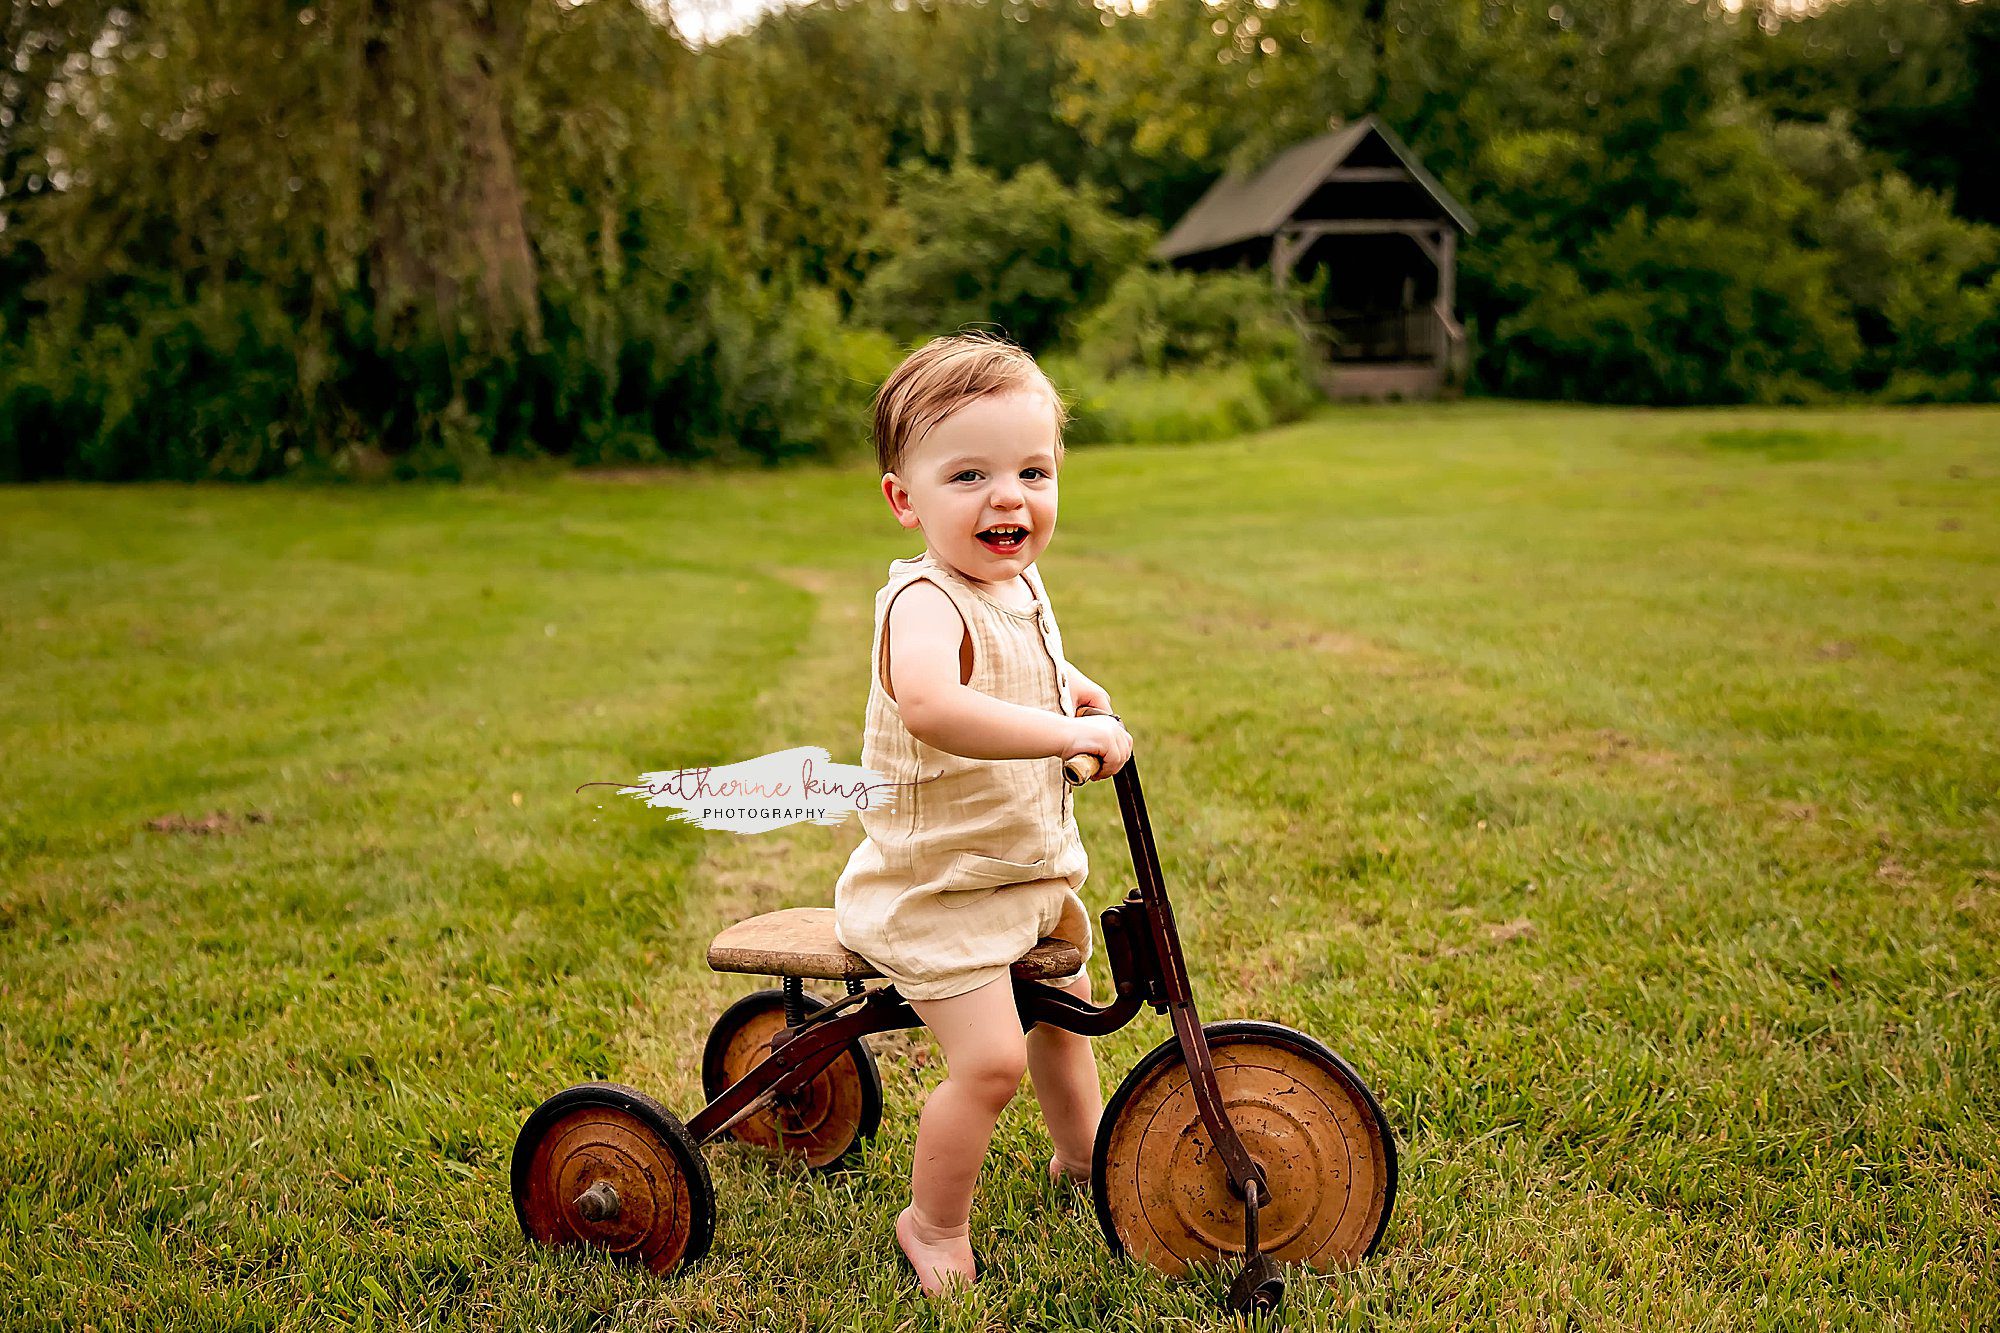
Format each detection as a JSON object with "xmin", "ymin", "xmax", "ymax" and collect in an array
[
  {"xmin": 145, "ymin": 809, "xmax": 271, "ymax": 835},
  {"xmin": 1504, "ymin": 726, "xmax": 1687, "ymax": 779}
]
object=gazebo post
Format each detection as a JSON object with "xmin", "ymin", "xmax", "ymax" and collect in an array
[
  {"xmin": 1437, "ymin": 227, "xmax": 1458, "ymax": 381},
  {"xmin": 1270, "ymin": 229, "xmax": 1305, "ymax": 293}
]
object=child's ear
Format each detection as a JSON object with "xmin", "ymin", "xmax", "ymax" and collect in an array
[{"xmin": 881, "ymin": 473, "xmax": 921, "ymax": 530}]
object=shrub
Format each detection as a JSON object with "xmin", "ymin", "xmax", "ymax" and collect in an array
[
  {"xmin": 1068, "ymin": 265, "xmax": 1317, "ymax": 380},
  {"xmin": 1041, "ymin": 266, "xmax": 1322, "ymax": 446},
  {"xmin": 1044, "ymin": 353, "xmax": 1320, "ymax": 446},
  {"xmin": 852, "ymin": 161, "xmax": 1157, "ymax": 352},
  {"xmin": 0, "ymin": 284, "xmax": 309, "ymax": 482},
  {"xmin": 0, "ymin": 250, "xmax": 890, "ymax": 481}
]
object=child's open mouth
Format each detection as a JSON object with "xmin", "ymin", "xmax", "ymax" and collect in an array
[{"xmin": 977, "ymin": 525, "xmax": 1028, "ymax": 554}]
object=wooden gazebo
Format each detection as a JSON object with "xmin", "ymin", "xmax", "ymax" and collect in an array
[{"xmin": 1154, "ymin": 115, "xmax": 1477, "ymax": 401}]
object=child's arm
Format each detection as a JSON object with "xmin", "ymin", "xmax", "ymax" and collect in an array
[
  {"xmin": 887, "ymin": 580, "xmax": 1127, "ymax": 770},
  {"xmin": 1064, "ymin": 662, "xmax": 1114, "ymax": 714}
]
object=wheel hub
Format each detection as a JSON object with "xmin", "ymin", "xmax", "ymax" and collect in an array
[
  {"xmin": 512, "ymin": 1084, "xmax": 714, "ymax": 1275},
  {"xmin": 546, "ymin": 1116, "xmax": 670, "ymax": 1254},
  {"xmin": 1151, "ymin": 1078, "xmax": 1334, "ymax": 1256}
]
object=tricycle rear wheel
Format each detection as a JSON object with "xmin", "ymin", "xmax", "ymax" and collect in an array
[
  {"xmin": 701, "ymin": 987, "xmax": 883, "ymax": 1171},
  {"xmin": 512, "ymin": 1081, "xmax": 715, "ymax": 1274}
]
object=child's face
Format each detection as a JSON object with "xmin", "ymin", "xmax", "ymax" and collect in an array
[{"xmin": 882, "ymin": 388, "xmax": 1061, "ymax": 585}]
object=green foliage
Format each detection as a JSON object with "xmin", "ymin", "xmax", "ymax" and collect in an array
[
  {"xmin": 1737, "ymin": 0, "xmax": 2000, "ymax": 227},
  {"xmin": 5, "ymin": 0, "xmax": 2000, "ymax": 480},
  {"xmin": 1048, "ymin": 355, "xmax": 1319, "ymax": 446},
  {"xmin": 1454, "ymin": 93, "xmax": 2000, "ymax": 404},
  {"xmin": 1771, "ymin": 112, "xmax": 2000, "ymax": 398},
  {"xmin": 515, "ymin": 253, "xmax": 887, "ymax": 474},
  {"xmin": 852, "ymin": 160, "xmax": 1157, "ymax": 352},
  {"xmin": 1063, "ymin": 0, "xmax": 1999, "ymax": 407},
  {"xmin": 0, "ymin": 284, "xmax": 309, "ymax": 482},
  {"xmin": 1069, "ymin": 265, "xmax": 1316, "ymax": 378},
  {"xmin": 684, "ymin": 283, "xmax": 886, "ymax": 467},
  {"xmin": 665, "ymin": 0, "xmax": 1171, "ymax": 300},
  {"xmin": 1057, "ymin": 0, "xmax": 1376, "ymax": 173},
  {"xmin": 1049, "ymin": 265, "xmax": 1322, "ymax": 444},
  {"xmin": 0, "ymin": 252, "xmax": 883, "ymax": 481},
  {"xmin": 0, "ymin": 0, "xmax": 887, "ymax": 481},
  {"xmin": 1472, "ymin": 110, "xmax": 1865, "ymax": 404}
]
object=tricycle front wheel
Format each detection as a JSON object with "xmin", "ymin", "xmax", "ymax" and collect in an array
[{"xmin": 1092, "ymin": 1021, "xmax": 1396, "ymax": 1277}]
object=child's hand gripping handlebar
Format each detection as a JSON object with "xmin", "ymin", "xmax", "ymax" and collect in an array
[{"xmin": 1063, "ymin": 704, "xmax": 1129, "ymax": 786}]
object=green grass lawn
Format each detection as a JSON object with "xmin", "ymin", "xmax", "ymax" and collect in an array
[{"xmin": 3, "ymin": 402, "xmax": 1996, "ymax": 1330}]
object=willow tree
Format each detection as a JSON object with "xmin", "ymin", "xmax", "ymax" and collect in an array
[
  {"xmin": 352, "ymin": 0, "xmax": 543, "ymax": 349},
  {"xmin": 13, "ymin": 0, "xmax": 563, "ymax": 354},
  {"xmin": 1, "ymin": 0, "xmax": 721, "ymax": 474}
]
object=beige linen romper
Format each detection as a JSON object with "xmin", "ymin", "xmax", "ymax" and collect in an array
[{"xmin": 832, "ymin": 549, "xmax": 1092, "ymax": 1002}]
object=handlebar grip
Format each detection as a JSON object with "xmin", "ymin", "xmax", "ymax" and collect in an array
[
  {"xmin": 1063, "ymin": 753, "xmax": 1102, "ymax": 786},
  {"xmin": 1063, "ymin": 704, "xmax": 1116, "ymax": 787}
]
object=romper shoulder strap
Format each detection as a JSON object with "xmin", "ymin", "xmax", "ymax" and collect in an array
[
  {"xmin": 874, "ymin": 553, "xmax": 979, "ymax": 696},
  {"xmin": 882, "ymin": 552, "xmax": 978, "ymax": 618},
  {"xmin": 1021, "ymin": 561, "xmax": 1051, "ymax": 605}
]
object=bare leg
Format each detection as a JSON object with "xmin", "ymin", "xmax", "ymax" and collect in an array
[
  {"xmin": 1026, "ymin": 972, "xmax": 1101, "ymax": 1185},
  {"xmin": 897, "ymin": 975, "xmax": 1027, "ymax": 1296}
]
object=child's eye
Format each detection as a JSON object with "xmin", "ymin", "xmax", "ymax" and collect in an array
[
  {"xmin": 1022, "ymin": 468, "xmax": 1049, "ymax": 480},
  {"xmin": 952, "ymin": 471, "xmax": 980, "ymax": 483}
]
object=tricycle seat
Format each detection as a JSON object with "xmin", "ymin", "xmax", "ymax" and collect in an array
[{"xmin": 706, "ymin": 907, "xmax": 1084, "ymax": 984}]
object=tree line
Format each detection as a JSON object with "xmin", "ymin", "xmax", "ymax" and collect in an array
[{"xmin": 2, "ymin": 0, "xmax": 1994, "ymax": 480}]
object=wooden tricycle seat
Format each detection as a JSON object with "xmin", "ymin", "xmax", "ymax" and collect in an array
[{"xmin": 707, "ymin": 907, "xmax": 1083, "ymax": 984}]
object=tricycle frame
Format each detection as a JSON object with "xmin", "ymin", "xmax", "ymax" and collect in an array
[{"xmin": 685, "ymin": 753, "xmax": 1272, "ymax": 1212}]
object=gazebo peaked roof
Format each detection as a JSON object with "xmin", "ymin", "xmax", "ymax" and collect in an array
[{"xmin": 1153, "ymin": 114, "xmax": 1477, "ymax": 263}]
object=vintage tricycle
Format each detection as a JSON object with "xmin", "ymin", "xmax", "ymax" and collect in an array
[{"xmin": 512, "ymin": 710, "xmax": 1397, "ymax": 1319}]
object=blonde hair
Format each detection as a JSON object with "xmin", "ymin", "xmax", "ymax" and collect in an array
[{"xmin": 871, "ymin": 331, "xmax": 1068, "ymax": 477}]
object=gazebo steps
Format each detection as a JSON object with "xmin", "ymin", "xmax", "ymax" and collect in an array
[{"xmin": 1318, "ymin": 361, "xmax": 1446, "ymax": 401}]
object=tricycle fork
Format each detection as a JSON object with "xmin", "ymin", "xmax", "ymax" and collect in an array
[{"xmin": 1108, "ymin": 757, "xmax": 1275, "ymax": 1233}]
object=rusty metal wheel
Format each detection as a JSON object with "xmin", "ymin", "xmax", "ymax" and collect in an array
[
  {"xmin": 1091, "ymin": 1021, "xmax": 1395, "ymax": 1278},
  {"xmin": 701, "ymin": 987, "xmax": 882, "ymax": 1171},
  {"xmin": 512, "ymin": 1082, "xmax": 715, "ymax": 1274}
]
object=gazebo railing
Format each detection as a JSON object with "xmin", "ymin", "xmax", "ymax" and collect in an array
[{"xmin": 1304, "ymin": 309, "xmax": 1439, "ymax": 361}]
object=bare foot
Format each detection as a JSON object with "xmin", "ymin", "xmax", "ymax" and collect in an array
[
  {"xmin": 896, "ymin": 1204, "xmax": 976, "ymax": 1297},
  {"xmin": 1048, "ymin": 1153, "xmax": 1091, "ymax": 1188}
]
